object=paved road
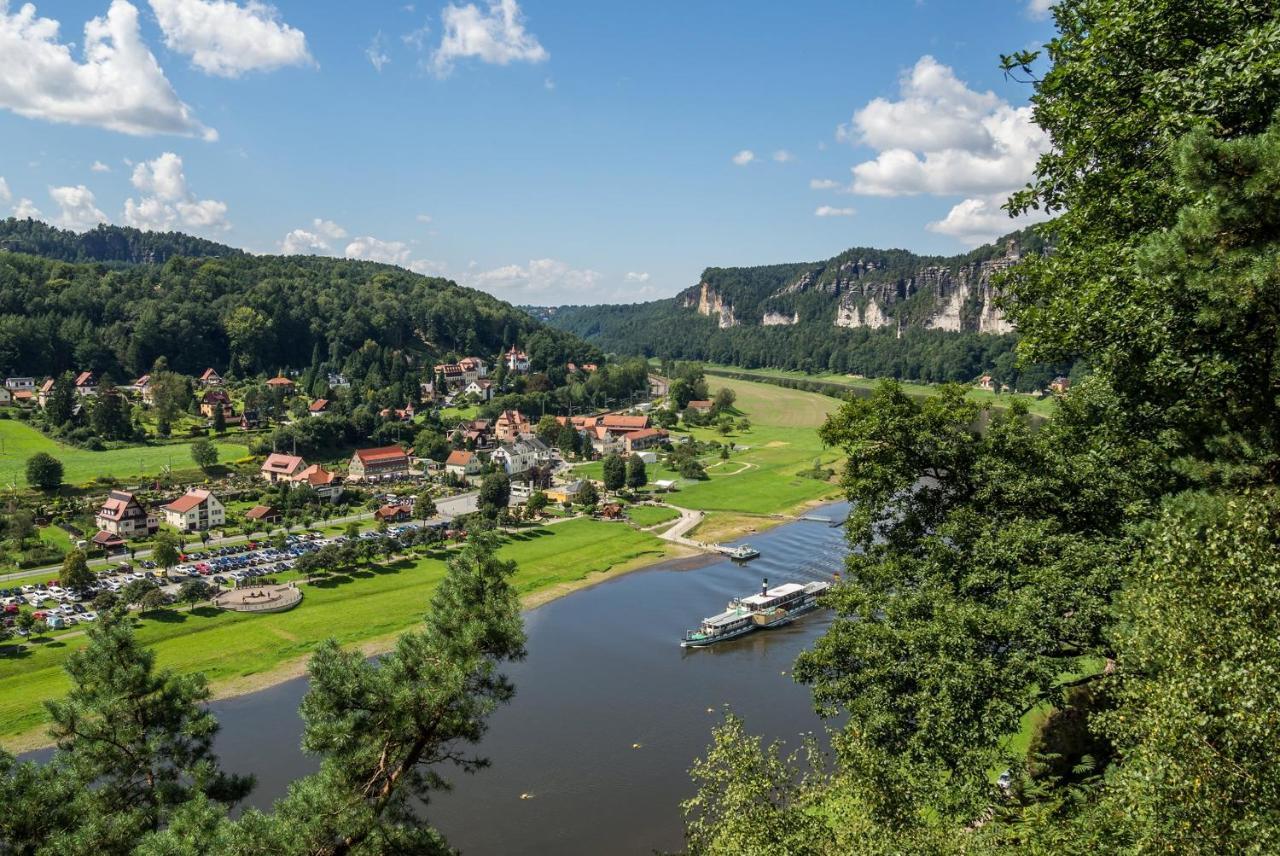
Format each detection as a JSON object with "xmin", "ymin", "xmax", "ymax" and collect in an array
[
  {"xmin": 656, "ymin": 505, "xmax": 716, "ymax": 553},
  {"xmin": 1, "ymin": 491, "xmax": 478, "ymax": 584}
]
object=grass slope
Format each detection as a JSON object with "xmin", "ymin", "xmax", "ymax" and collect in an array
[
  {"xmin": 579, "ymin": 376, "xmax": 843, "ymax": 516},
  {"xmin": 0, "ymin": 420, "xmax": 248, "ymax": 487},
  {"xmin": 0, "ymin": 518, "xmax": 668, "ymax": 745}
]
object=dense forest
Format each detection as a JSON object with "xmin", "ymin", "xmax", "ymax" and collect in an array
[
  {"xmin": 0, "ymin": 219, "xmax": 243, "ymax": 265},
  {"xmin": 0, "ymin": 223, "xmax": 599, "ymax": 382},
  {"xmin": 539, "ymin": 226, "xmax": 1068, "ymax": 390},
  {"xmin": 685, "ymin": 1, "xmax": 1280, "ymax": 852}
]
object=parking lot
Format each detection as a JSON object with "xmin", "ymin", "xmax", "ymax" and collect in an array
[{"xmin": 0, "ymin": 524, "xmax": 431, "ymax": 637}]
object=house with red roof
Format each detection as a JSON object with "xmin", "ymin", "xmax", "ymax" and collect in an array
[
  {"xmin": 74, "ymin": 371, "xmax": 96, "ymax": 397},
  {"xmin": 292, "ymin": 464, "xmax": 341, "ymax": 501},
  {"xmin": 199, "ymin": 368, "xmax": 224, "ymax": 387},
  {"xmin": 160, "ymin": 489, "xmax": 225, "ymax": 532},
  {"xmin": 494, "ymin": 409, "xmax": 529, "ymax": 443},
  {"xmin": 266, "ymin": 375, "xmax": 296, "ymax": 395},
  {"xmin": 348, "ymin": 446, "xmax": 411, "ymax": 482},
  {"xmin": 95, "ymin": 490, "xmax": 158, "ymax": 538},
  {"xmin": 308, "ymin": 398, "xmax": 330, "ymax": 417},
  {"xmin": 623, "ymin": 428, "xmax": 669, "ymax": 453}
]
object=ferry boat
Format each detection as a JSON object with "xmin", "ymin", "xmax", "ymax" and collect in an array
[
  {"xmin": 724, "ymin": 544, "xmax": 760, "ymax": 561},
  {"xmin": 681, "ymin": 578, "xmax": 831, "ymax": 647}
]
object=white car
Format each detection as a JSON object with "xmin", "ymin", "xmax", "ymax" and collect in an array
[
  {"xmin": 79, "ymin": 611, "xmax": 98, "ymax": 622},
  {"xmin": 20, "ymin": 585, "xmax": 34, "ymax": 594}
]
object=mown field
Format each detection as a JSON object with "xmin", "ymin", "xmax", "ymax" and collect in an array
[
  {"xmin": 0, "ymin": 420, "xmax": 249, "ymax": 487},
  {"xmin": 705, "ymin": 364, "xmax": 1059, "ymax": 418},
  {"xmin": 0, "ymin": 518, "xmax": 669, "ymax": 746},
  {"xmin": 578, "ymin": 376, "xmax": 844, "ymax": 516},
  {"xmin": 0, "ymin": 419, "xmax": 247, "ymax": 486}
]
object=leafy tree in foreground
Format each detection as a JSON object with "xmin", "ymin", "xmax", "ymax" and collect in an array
[
  {"xmin": 25, "ymin": 452, "xmax": 63, "ymax": 491},
  {"xmin": 152, "ymin": 530, "xmax": 181, "ymax": 574},
  {"xmin": 60, "ymin": 549, "xmax": 94, "ymax": 592},
  {"xmin": 26, "ymin": 612, "xmax": 252, "ymax": 852},
  {"xmin": 625, "ymin": 454, "xmax": 647, "ymax": 489},
  {"xmin": 190, "ymin": 438, "xmax": 218, "ymax": 471},
  {"xmin": 602, "ymin": 454, "xmax": 626, "ymax": 493},
  {"xmin": 137, "ymin": 535, "xmax": 526, "ymax": 854},
  {"xmin": 478, "ymin": 472, "xmax": 510, "ymax": 519}
]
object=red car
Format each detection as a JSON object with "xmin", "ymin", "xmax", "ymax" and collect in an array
[{"xmin": 2, "ymin": 603, "xmax": 18, "ymax": 614}]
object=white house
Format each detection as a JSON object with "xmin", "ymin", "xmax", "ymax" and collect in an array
[
  {"xmin": 491, "ymin": 442, "xmax": 539, "ymax": 477},
  {"xmin": 4, "ymin": 377, "xmax": 35, "ymax": 391},
  {"xmin": 161, "ymin": 489, "xmax": 226, "ymax": 532},
  {"xmin": 444, "ymin": 450, "xmax": 482, "ymax": 478},
  {"xmin": 504, "ymin": 346, "xmax": 530, "ymax": 373},
  {"xmin": 464, "ymin": 379, "xmax": 494, "ymax": 402}
]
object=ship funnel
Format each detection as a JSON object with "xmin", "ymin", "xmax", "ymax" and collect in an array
[{"xmin": 761, "ymin": 578, "xmax": 768, "ymax": 596}]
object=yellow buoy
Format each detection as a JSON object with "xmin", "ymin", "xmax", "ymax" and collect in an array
[
  {"xmin": 520, "ymin": 792, "xmax": 535, "ymax": 800},
  {"xmin": 632, "ymin": 743, "xmax": 643, "ymax": 749}
]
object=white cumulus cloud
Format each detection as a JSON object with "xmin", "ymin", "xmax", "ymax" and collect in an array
[
  {"xmin": 123, "ymin": 152, "xmax": 230, "ymax": 232},
  {"xmin": 90, "ymin": 160, "xmax": 111, "ymax": 172},
  {"xmin": 49, "ymin": 185, "xmax": 107, "ymax": 231},
  {"xmin": 312, "ymin": 218, "xmax": 347, "ymax": 240},
  {"xmin": 841, "ymin": 56, "xmax": 1049, "ymax": 199},
  {"xmin": 343, "ymin": 235, "xmax": 443, "ymax": 275},
  {"xmin": 463, "ymin": 258, "xmax": 600, "ymax": 296},
  {"xmin": 280, "ymin": 227, "xmax": 331, "ymax": 255},
  {"xmin": 731, "ymin": 149, "xmax": 755, "ymax": 166},
  {"xmin": 149, "ymin": 0, "xmax": 311, "ymax": 77},
  {"xmin": 624, "ymin": 271, "xmax": 650, "ymax": 283},
  {"xmin": 1027, "ymin": 0, "xmax": 1055, "ymax": 18},
  {"xmin": 772, "ymin": 149, "xmax": 794, "ymax": 163},
  {"xmin": 431, "ymin": 0, "xmax": 547, "ymax": 76},
  {"xmin": 809, "ymin": 178, "xmax": 839, "ymax": 190},
  {"xmin": 815, "ymin": 205, "xmax": 855, "ymax": 218},
  {"xmin": 0, "ymin": 176, "xmax": 9, "ymax": 202},
  {"xmin": 12, "ymin": 197, "xmax": 42, "ymax": 219},
  {"xmin": 0, "ymin": 0, "xmax": 215, "ymax": 139},
  {"xmin": 927, "ymin": 193, "xmax": 1050, "ymax": 246}
]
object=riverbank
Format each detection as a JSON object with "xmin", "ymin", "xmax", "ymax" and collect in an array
[{"xmin": 1, "ymin": 377, "xmax": 847, "ymax": 752}]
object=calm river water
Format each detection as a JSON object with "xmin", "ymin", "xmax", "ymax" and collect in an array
[{"xmin": 41, "ymin": 503, "xmax": 852, "ymax": 855}]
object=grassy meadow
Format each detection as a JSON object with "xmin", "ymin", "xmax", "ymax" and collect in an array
[
  {"xmin": 0, "ymin": 419, "xmax": 249, "ymax": 487},
  {"xmin": 0, "ymin": 518, "xmax": 670, "ymax": 747},
  {"xmin": 705, "ymin": 364, "xmax": 1059, "ymax": 418},
  {"xmin": 578, "ymin": 376, "xmax": 844, "ymax": 517}
]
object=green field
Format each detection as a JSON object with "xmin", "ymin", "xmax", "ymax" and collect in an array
[
  {"xmin": 0, "ymin": 420, "xmax": 249, "ymax": 487},
  {"xmin": 0, "ymin": 518, "xmax": 668, "ymax": 745},
  {"xmin": 579, "ymin": 377, "xmax": 843, "ymax": 516},
  {"xmin": 705, "ymin": 364, "xmax": 1058, "ymax": 418},
  {"xmin": 625, "ymin": 505, "xmax": 680, "ymax": 527}
]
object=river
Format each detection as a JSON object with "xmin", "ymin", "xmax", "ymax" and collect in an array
[{"xmin": 38, "ymin": 503, "xmax": 852, "ymax": 854}]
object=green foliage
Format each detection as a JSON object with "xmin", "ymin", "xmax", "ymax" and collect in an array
[
  {"xmin": 59, "ymin": 549, "xmax": 94, "ymax": 591},
  {"xmin": 189, "ymin": 438, "xmax": 218, "ymax": 471},
  {"xmin": 478, "ymin": 472, "xmax": 511, "ymax": 518},
  {"xmin": 152, "ymin": 531, "xmax": 181, "ymax": 571},
  {"xmin": 577, "ymin": 481, "xmax": 599, "ymax": 509},
  {"xmin": 37, "ymin": 613, "xmax": 251, "ymax": 850},
  {"xmin": 602, "ymin": 454, "xmax": 626, "ymax": 492},
  {"xmin": 626, "ymin": 454, "xmax": 647, "ymax": 489},
  {"xmin": 24, "ymin": 452, "xmax": 63, "ymax": 491}
]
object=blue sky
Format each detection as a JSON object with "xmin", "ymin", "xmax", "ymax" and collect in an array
[{"xmin": 0, "ymin": 0, "xmax": 1056, "ymax": 303}]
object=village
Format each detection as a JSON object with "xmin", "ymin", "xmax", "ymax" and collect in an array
[{"xmin": 0, "ymin": 347, "xmax": 757, "ymax": 642}]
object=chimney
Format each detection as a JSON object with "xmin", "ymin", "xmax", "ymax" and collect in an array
[{"xmin": 761, "ymin": 578, "xmax": 768, "ymax": 597}]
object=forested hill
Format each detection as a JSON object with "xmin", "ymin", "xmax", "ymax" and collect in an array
[
  {"xmin": 537, "ymin": 226, "xmax": 1064, "ymax": 389},
  {"xmin": 0, "ymin": 221, "xmax": 598, "ymax": 381},
  {"xmin": 0, "ymin": 218, "xmax": 243, "ymax": 264}
]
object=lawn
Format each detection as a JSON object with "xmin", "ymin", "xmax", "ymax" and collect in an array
[
  {"xmin": 625, "ymin": 505, "xmax": 680, "ymax": 527},
  {"xmin": 627, "ymin": 377, "xmax": 844, "ymax": 516},
  {"xmin": 705, "ymin": 364, "xmax": 1058, "ymax": 418},
  {"xmin": 0, "ymin": 420, "xmax": 249, "ymax": 487},
  {"xmin": 0, "ymin": 518, "xmax": 669, "ymax": 746}
]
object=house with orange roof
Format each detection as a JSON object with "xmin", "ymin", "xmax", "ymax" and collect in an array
[
  {"xmin": 74, "ymin": 371, "xmax": 96, "ymax": 396},
  {"xmin": 494, "ymin": 409, "xmax": 529, "ymax": 443},
  {"xmin": 199, "ymin": 368, "xmax": 224, "ymax": 387},
  {"xmin": 309, "ymin": 398, "xmax": 330, "ymax": 417},
  {"xmin": 292, "ymin": 463, "xmax": 341, "ymax": 501},
  {"xmin": 266, "ymin": 375, "xmax": 296, "ymax": 395},
  {"xmin": 160, "ymin": 488, "xmax": 225, "ymax": 532}
]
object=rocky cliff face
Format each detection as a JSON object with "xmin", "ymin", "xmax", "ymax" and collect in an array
[
  {"xmin": 762, "ymin": 310, "xmax": 799, "ymax": 326},
  {"xmin": 683, "ymin": 281, "xmax": 739, "ymax": 328},
  {"xmin": 798, "ymin": 241, "xmax": 1020, "ymax": 334}
]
